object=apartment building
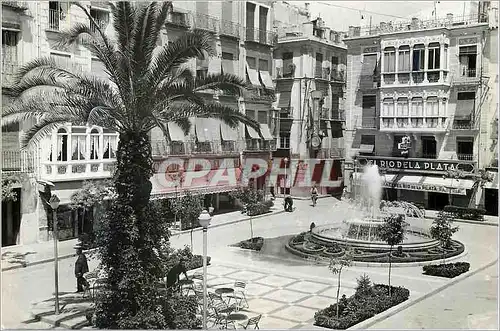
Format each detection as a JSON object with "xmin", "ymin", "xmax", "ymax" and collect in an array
[
  {"xmin": 343, "ymin": 0, "xmax": 498, "ymax": 215},
  {"xmin": 1, "ymin": 1, "xmax": 278, "ymax": 246},
  {"xmin": 272, "ymin": 4, "xmax": 345, "ymax": 197}
]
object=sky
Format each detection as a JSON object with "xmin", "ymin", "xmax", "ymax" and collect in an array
[{"xmin": 289, "ymin": 1, "xmax": 478, "ymax": 31}]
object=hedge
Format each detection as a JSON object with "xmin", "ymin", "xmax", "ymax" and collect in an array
[
  {"xmin": 422, "ymin": 262, "xmax": 470, "ymax": 278},
  {"xmin": 236, "ymin": 237, "xmax": 264, "ymax": 251},
  {"xmin": 443, "ymin": 205, "xmax": 486, "ymax": 221},
  {"xmin": 247, "ymin": 200, "xmax": 274, "ymax": 216},
  {"xmin": 314, "ymin": 284, "xmax": 410, "ymax": 329}
]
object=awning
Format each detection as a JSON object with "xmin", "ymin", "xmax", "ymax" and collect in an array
[
  {"xmin": 259, "ymin": 124, "xmax": 273, "ymax": 140},
  {"xmin": 361, "ymin": 54, "xmax": 377, "ymax": 75},
  {"xmin": 455, "ymin": 99, "xmax": 474, "ymax": 119},
  {"xmin": 195, "ymin": 118, "xmax": 220, "ymax": 142},
  {"xmin": 220, "ymin": 122, "xmax": 239, "ymax": 141},
  {"xmin": 208, "ymin": 57, "xmax": 221, "ymax": 75},
  {"xmin": 259, "ymin": 71, "xmax": 274, "ymax": 89},
  {"xmin": 246, "ymin": 124, "xmax": 260, "ymax": 139},
  {"xmin": 483, "ymin": 172, "xmax": 498, "ymax": 189},
  {"xmin": 222, "ymin": 60, "xmax": 235, "ymax": 75},
  {"xmin": 422, "ymin": 176, "xmax": 474, "ymax": 195},
  {"xmin": 168, "ymin": 122, "xmax": 186, "ymax": 142},
  {"xmin": 359, "ymin": 144, "xmax": 374, "ymax": 154},
  {"xmin": 278, "ymin": 91, "xmax": 291, "ymax": 108},
  {"xmin": 246, "ymin": 62, "xmax": 260, "ymax": 86},
  {"xmin": 279, "ymin": 118, "xmax": 293, "ymax": 132}
]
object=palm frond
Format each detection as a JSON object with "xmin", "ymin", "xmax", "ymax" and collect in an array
[
  {"xmin": 112, "ymin": 1, "xmax": 136, "ymax": 55},
  {"xmin": 193, "ymin": 73, "xmax": 250, "ymax": 97},
  {"xmin": 21, "ymin": 115, "xmax": 80, "ymax": 149}
]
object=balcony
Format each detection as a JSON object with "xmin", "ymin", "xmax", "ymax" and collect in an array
[
  {"xmin": 318, "ymin": 148, "xmax": 345, "ymax": 159},
  {"xmin": 2, "ymin": 150, "xmax": 36, "ymax": 173},
  {"xmin": 453, "ymin": 68, "xmax": 481, "ymax": 85},
  {"xmin": 245, "ymin": 28, "xmax": 277, "ymax": 46},
  {"xmin": 244, "ymin": 139, "xmax": 276, "ymax": 152},
  {"xmin": 452, "ymin": 119, "xmax": 477, "ymax": 130},
  {"xmin": 194, "ymin": 13, "xmax": 218, "ymax": 33},
  {"xmin": 457, "ymin": 153, "xmax": 474, "ymax": 161},
  {"xmin": 361, "ymin": 116, "xmax": 377, "ymax": 129},
  {"xmin": 2, "ymin": 62, "xmax": 19, "ymax": 87},
  {"xmin": 42, "ymin": 159, "xmax": 116, "ymax": 182},
  {"xmin": 48, "ymin": 9, "xmax": 72, "ymax": 31},
  {"xmin": 275, "ymin": 67, "xmax": 295, "ymax": 79},
  {"xmin": 2, "ymin": 1, "xmax": 28, "ymax": 10},
  {"xmin": 151, "ymin": 140, "xmax": 242, "ymax": 157},
  {"xmin": 219, "ymin": 19, "xmax": 240, "ymax": 38},
  {"xmin": 380, "ymin": 117, "xmax": 448, "ymax": 132}
]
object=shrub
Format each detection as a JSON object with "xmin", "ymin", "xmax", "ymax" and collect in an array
[
  {"xmin": 247, "ymin": 200, "xmax": 273, "ymax": 216},
  {"xmin": 230, "ymin": 187, "xmax": 265, "ymax": 206},
  {"xmin": 443, "ymin": 205, "xmax": 486, "ymax": 221},
  {"xmin": 237, "ymin": 237, "xmax": 264, "ymax": 251},
  {"xmin": 167, "ymin": 246, "xmax": 211, "ymax": 272},
  {"xmin": 422, "ymin": 262, "xmax": 470, "ymax": 278},
  {"xmin": 314, "ymin": 284, "xmax": 410, "ymax": 329},
  {"xmin": 163, "ymin": 293, "xmax": 202, "ymax": 329},
  {"xmin": 355, "ymin": 274, "xmax": 374, "ymax": 297}
]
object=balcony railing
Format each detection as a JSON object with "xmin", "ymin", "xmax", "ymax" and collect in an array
[
  {"xmin": 2, "ymin": 1, "xmax": 28, "ymax": 10},
  {"xmin": 219, "ymin": 19, "xmax": 240, "ymax": 38},
  {"xmin": 275, "ymin": 67, "xmax": 295, "ymax": 79},
  {"xmin": 2, "ymin": 62, "xmax": 19, "ymax": 87},
  {"xmin": 421, "ymin": 153, "xmax": 437, "ymax": 159},
  {"xmin": 151, "ymin": 140, "xmax": 244, "ymax": 156},
  {"xmin": 2, "ymin": 150, "xmax": 36, "ymax": 173},
  {"xmin": 245, "ymin": 139, "xmax": 276, "ymax": 152},
  {"xmin": 48, "ymin": 9, "xmax": 72, "ymax": 31},
  {"xmin": 42, "ymin": 159, "xmax": 116, "ymax": 181},
  {"xmin": 381, "ymin": 70, "xmax": 451, "ymax": 86},
  {"xmin": 380, "ymin": 117, "xmax": 448, "ymax": 131},
  {"xmin": 318, "ymin": 148, "xmax": 345, "ymax": 159},
  {"xmin": 194, "ymin": 13, "xmax": 218, "ymax": 33},
  {"xmin": 361, "ymin": 117, "xmax": 377, "ymax": 129},
  {"xmin": 457, "ymin": 153, "xmax": 474, "ymax": 161},
  {"xmin": 245, "ymin": 28, "xmax": 277, "ymax": 46},
  {"xmin": 452, "ymin": 119, "xmax": 476, "ymax": 130}
]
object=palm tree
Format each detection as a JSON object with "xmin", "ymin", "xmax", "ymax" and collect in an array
[{"xmin": 2, "ymin": 2, "xmax": 259, "ymax": 328}]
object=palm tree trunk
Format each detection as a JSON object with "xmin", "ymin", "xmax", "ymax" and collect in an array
[
  {"xmin": 250, "ymin": 216, "xmax": 254, "ymax": 240},
  {"xmin": 190, "ymin": 228, "xmax": 194, "ymax": 252},
  {"xmin": 388, "ymin": 246, "xmax": 392, "ymax": 296},
  {"xmin": 336, "ymin": 268, "xmax": 342, "ymax": 318}
]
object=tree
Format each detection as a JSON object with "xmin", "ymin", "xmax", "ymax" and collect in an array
[
  {"xmin": 377, "ymin": 214, "xmax": 408, "ymax": 296},
  {"xmin": 230, "ymin": 186, "xmax": 264, "ymax": 239},
  {"xmin": 172, "ymin": 192, "xmax": 203, "ymax": 250},
  {"xmin": 2, "ymin": 2, "xmax": 259, "ymax": 328},
  {"xmin": 430, "ymin": 211, "xmax": 459, "ymax": 263},
  {"xmin": 1, "ymin": 176, "xmax": 18, "ymax": 202},
  {"xmin": 328, "ymin": 248, "xmax": 353, "ymax": 318}
]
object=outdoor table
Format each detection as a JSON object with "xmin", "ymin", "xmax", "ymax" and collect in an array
[
  {"xmin": 215, "ymin": 287, "xmax": 234, "ymax": 304},
  {"xmin": 225, "ymin": 313, "xmax": 248, "ymax": 329}
]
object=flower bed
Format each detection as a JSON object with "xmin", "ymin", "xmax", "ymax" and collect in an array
[
  {"xmin": 314, "ymin": 284, "xmax": 410, "ymax": 329},
  {"xmin": 236, "ymin": 237, "xmax": 264, "ymax": 251},
  {"xmin": 443, "ymin": 205, "xmax": 486, "ymax": 221},
  {"xmin": 247, "ymin": 200, "xmax": 274, "ymax": 216},
  {"xmin": 422, "ymin": 262, "xmax": 470, "ymax": 278}
]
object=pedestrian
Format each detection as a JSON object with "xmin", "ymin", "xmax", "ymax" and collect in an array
[
  {"xmin": 284, "ymin": 195, "xmax": 294, "ymax": 212},
  {"xmin": 166, "ymin": 257, "xmax": 190, "ymax": 292},
  {"xmin": 74, "ymin": 242, "xmax": 90, "ymax": 293},
  {"xmin": 270, "ymin": 185, "xmax": 276, "ymax": 200}
]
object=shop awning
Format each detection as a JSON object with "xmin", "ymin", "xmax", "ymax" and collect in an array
[
  {"xmin": 220, "ymin": 122, "xmax": 239, "ymax": 141},
  {"xmin": 259, "ymin": 124, "xmax": 273, "ymax": 140},
  {"xmin": 482, "ymin": 172, "xmax": 498, "ymax": 189},
  {"xmin": 208, "ymin": 57, "xmax": 222, "ymax": 75},
  {"xmin": 168, "ymin": 122, "xmax": 186, "ymax": 141},
  {"xmin": 359, "ymin": 144, "xmax": 374, "ymax": 154},
  {"xmin": 259, "ymin": 70, "xmax": 274, "ymax": 89},
  {"xmin": 246, "ymin": 62, "xmax": 260, "ymax": 86},
  {"xmin": 455, "ymin": 99, "xmax": 475, "ymax": 119},
  {"xmin": 195, "ymin": 118, "xmax": 220, "ymax": 142},
  {"xmin": 246, "ymin": 124, "xmax": 260, "ymax": 139}
]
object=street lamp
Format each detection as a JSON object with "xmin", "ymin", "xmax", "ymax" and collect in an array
[
  {"xmin": 284, "ymin": 157, "xmax": 289, "ymax": 196},
  {"xmin": 198, "ymin": 209, "xmax": 212, "ymax": 330},
  {"xmin": 49, "ymin": 194, "xmax": 60, "ymax": 315}
]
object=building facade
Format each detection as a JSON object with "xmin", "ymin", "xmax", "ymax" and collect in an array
[
  {"xmin": 1, "ymin": 0, "xmax": 278, "ymax": 246},
  {"xmin": 343, "ymin": 0, "xmax": 498, "ymax": 215},
  {"xmin": 273, "ymin": 4, "xmax": 345, "ymax": 197}
]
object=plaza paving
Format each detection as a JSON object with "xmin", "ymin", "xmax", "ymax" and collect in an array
[{"xmin": 2, "ymin": 197, "xmax": 498, "ymax": 329}]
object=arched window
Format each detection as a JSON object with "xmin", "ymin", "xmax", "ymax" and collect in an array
[
  {"xmin": 103, "ymin": 128, "xmax": 118, "ymax": 159},
  {"xmin": 428, "ymin": 42, "xmax": 440, "ymax": 70},
  {"xmin": 426, "ymin": 97, "xmax": 439, "ymax": 116},
  {"xmin": 411, "ymin": 97, "xmax": 423, "ymax": 117},
  {"xmin": 383, "ymin": 47, "xmax": 396, "ymax": 72},
  {"xmin": 383, "ymin": 98, "xmax": 394, "ymax": 116},
  {"xmin": 71, "ymin": 127, "xmax": 86, "ymax": 161},
  {"xmin": 397, "ymin": 97, "xmax": 409, "ymax": 116},
  {"xmin": 90, "ymin": 128, "xmax": 100, "ymax": 160},
  {"xmin": 398, "ymin": 45, "xmax": 410, "ymax": 72},
  {"xmin": 57, "ymin": 128, "xmax": 68, "ymax": 161}
]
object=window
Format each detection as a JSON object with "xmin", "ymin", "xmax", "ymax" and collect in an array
[
  {"xmin": 246, "ymin": 109, "xmax": 256, "ymax": 119},
  {"xmin": 71, "ymin": 127, "xmax": 86, "ymax": 161},
  {"xmin": 459, "ymin": 45, "xmax": 477, "ymax": 77},
  {"xmin": 257, "ymin": 111, "xmax": 268, "ymax": 124},
  {"xmin": 362, "ymin": 95, "xmax": 377, "ymax": 128},
  {"xmin": 2, "ymin": 31, "xmax": 18, "ymax": 64},
  {"xmin": 383, "ymin": 47, "xmax": 396, "ymax": 72},
  {"xmin": 280, "ymin": 134, "xmax": 290, "ymax": 149},
  {"xmin": 282, "ymin": 52, "xmax": 294, "ymax": 77},
  {"xmin": 397, "ymin": 98, "xmax": 409, "ymax": 116},
  {"xmin": 443, "ymin": 45, "xmax": 448, "ymax": 69},
  {"xmin": 221, "ymin": 52, "xmax": 235, "ymax": 75},
  {"xmin": 412, "ymin": 45, "xmax": 425, "ymax": 71},
  {"xmin": 411, "ymin": 97, "xmax": 423, "ymax": 117},
  {"xmin": 426, "ymin": 97, "xmax": 439, "ymax": 116},
  {"xmin": 331, "ymin": 56, "xmax": 339, "ymax": 65},
  {"xmin": 398, "ymin": 45, "xmax": 410, "ymax": 72},
  {"xmin": 456, "ymin": 137, "xmax": 474, "ymax": 160},
  {"xmin": 258, "ymin": 59, "xmax": 269, "ymax": 71},
  {"xmin": 360, "ymin": 135, "xmax": 375, "ymax": 155},
  {"xmin": 383, "ymin": 98, "xmax": 394, "ymax": 117},
  {"xmin": 103, "ymin": 129, "xmax": 117, "ymax": 159},
  {"xmin": 427, "ymin": 43, "xmax": 440, "ymax": 70},
  {"xmin": 57, "ymin": 128, "xmax": 68, "ymax": 161},
  {"xmin": 315, "ymin": 53, "xmax": 323, "ymax": 78},
  {"xmin": 90, "ymin": 128, "xmax": 100, "ymax": 160},
  {"xmin": 246, "ymin": 56, "xmax": 257, "ymax": 69},
  {"xmin": 421, "ymin": 136, "xmax": 436, "ymax": 158}
]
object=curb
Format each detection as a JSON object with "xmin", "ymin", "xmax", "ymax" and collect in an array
[{"xmin": 348, "ymin": 258, "xmax": 499, "ymax": 330}]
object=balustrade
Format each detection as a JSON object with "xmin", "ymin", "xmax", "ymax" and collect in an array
[
  {"xmin": 457, "ymin": 153, "xmax": 474, "ymax": 161},
  {"xmin": 380, "ymin": 116, "xmax": 448, "ymax": 131},
  {"xmin": 42, "ymin": 159, "xmax": 116, "ymax": 181},
  {"xmin": 219, "ymin": 19, "xmax": 240, "ymax": 38},
  {"xmin": 246, "ymin": 28, "xmax": 277, "ymax": 45},
  {"xmin": 194, "ymin": 13, "xmax": 218, "ymax": 33}
]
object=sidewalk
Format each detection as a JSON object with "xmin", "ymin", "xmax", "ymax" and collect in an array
[{"xmin": 2, "ymin": 205, "xmax": 285, "ymax": 272}]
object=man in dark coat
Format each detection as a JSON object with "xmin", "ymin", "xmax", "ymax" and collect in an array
[
  {"xmin": 166, "ymin": 258, "xmax": 189, "ymax": 291},
  {"xmin": 74, "ymin": 244, "xmax": 90, "ymax": 293},
  {"xmin": 284, "ymin": 195, "xmax": 293, "ymax": 212}
]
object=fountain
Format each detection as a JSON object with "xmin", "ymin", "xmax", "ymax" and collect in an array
[{"xmin": 286, "ymin": 164, "xmax": 465, "ymax": 263}]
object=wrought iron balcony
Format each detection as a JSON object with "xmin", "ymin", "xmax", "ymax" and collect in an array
[
  {"xmin": 330, "ymin": 68, "xmax": 345, "ymax": 82},
  {"xmin": 245, "ymin": 28, "xmax": 277, "ymax": 46},
  {"xmin": 245, "ymin": 139, "xmax": 276, "ymax": 152},
  {"xmin": 194, "ymin": 13, "xmax": 218, "ymax": 33},
  {"xmin": 219, "ymin": 19, "xmax": 240, "ymax": 38},
  {"xmin": 361, "ymin": 116, "xmax": 377, "ymax": 129},
  {"xmin": 452, "ymin": 119, "xmax": 476, "ymax": 130},
  {"xmin": 457, "ymin": 153, "xmax": 474, "ymax": 161},
  {"xmin": 318, "ymin": 148, "xmax": 345, "ymax": 159},
  {"xmin": 48, "ymin": 9, "xmax": 73, "ymax": 31},
  {"xmin": 2, "ymin": 150, "xmax": 36, "ymax": 173}
]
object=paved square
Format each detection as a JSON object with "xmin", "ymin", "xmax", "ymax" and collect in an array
[
  {"xmin": 297, "ymin": 295, "xmax": 336, "ymax": 310},
  {"xmin": 286, "ymin": 280, "xmax": 330, "ymax": 294},
  {"xmin": 227, "ymin": 270, "xmax": 267, "ymax": 281},
  {"xmin": 271, "ymin": 306, "xmax": 318, "ymax": 323},
  {"xmin": 207, "ymin": 265, "xmax": 238, "ymax": 276},
  {"xmin": 319, "ymin": 286, "xmax": 356, "ymax": 298},
  {"xmin": 207, "ymin": 277, "xmax": 235, "ymax": 288},
  {"xmin": 256, "ymin": 275, "xmax": 297, "ymax": 287},
  {"xmin": 245, "ymin": 282, "xmax": 276, "ymax": 297},
  {"xmin": 258, "ymin": 316, "xmax": 300, "ymax": 329},
  {"xmin": 265, "ymin": 289, "xmax": 311, "ymax": 303},
  {"xmin": 247, "ymin": 298, "xmax": 287, "ymax": 314}
]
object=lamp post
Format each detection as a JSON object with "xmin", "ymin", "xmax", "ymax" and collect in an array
[
  {"xmin": 284, "ymin": 157, "xmax": 289, "ymax": 196},
  {"xmin": 49, "ymin": 194, "xmax": 60, "ymax": 315},
  {"xmin": 198, "ymin": 209, "xmax": 212, "ymax": 330},
  {"xmin": 174, "ymin": 166, "xmax": 184, "ymax": 230}
]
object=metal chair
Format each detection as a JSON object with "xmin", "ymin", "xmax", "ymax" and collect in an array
[
  {"xmin": 209, "ymin": 303, "xmax": 237, "ymax": 329},
  {"xmin": 238, "ymin": 314, "xmax": 262, "ymax": 329},
  {"xmin": 228, "ymin": 281, "xmax": 249, "ymax": 311}
]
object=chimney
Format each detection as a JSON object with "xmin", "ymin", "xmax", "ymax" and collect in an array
[
  {"xmin": 380, "ymin": 22, "xmax": 387, "ymax": 31},
  {"xmin": 348, "ymin": 25, "xmax": 355, "ymax": 36},
  {"xmin": 354, "ymin": 26, "xmax": 361, "ymax": 37},
  {"xmin": 411, "ymin": 17, "xmax": 419, "ymax": 28}
]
